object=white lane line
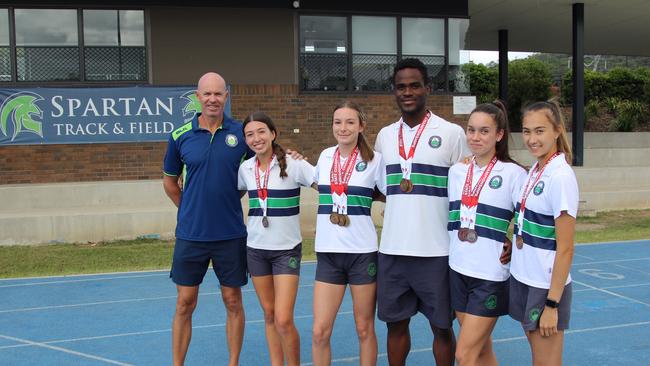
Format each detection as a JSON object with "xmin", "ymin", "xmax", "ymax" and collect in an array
[
  {"xmin": 574, "ymin": 282, "xmax": 650, "ymax": 292},
  {"xmin": 573, "ymin": 253, "xmax": 595, "ymax": 260},
  {"xmin": 0, "ymin": 333, "xmax": 133, "ymax": 365},
  {"xmin": 300, "ymin": 320, "xmax": 650, "ymax": 365},
  {"xmin": 614, "ymin": 263, "xmax": 650, "ymax": 276},
  {"xmin": 0, "ymin": 273, "xmax": 168, "ymax": 288},
  {"xmin": 0, "ymin": 262, "xmax": 319, "ymax": 287},
  {"xmin": 572, "ymin": 257, "xmax": 650, "ymax": 266},
  {"xmin": 0, "ymin": 284, "xmax": 316, "ymax": 314},
  {"xmin": 572, "ymin": 280, "xmax": 650, "ymax": 307},
  {"xmin": 0, "ymin": 311, "xmax": 353, "ymax": 351}
]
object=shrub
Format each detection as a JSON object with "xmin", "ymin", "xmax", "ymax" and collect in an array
[
  {"xmin": 608, "ymin": 99, "xmax": 646, "ymax": 132},
  {"xmin": 508, "ymin": 58, "xmax": 552, "ymax": 130},
  {"xmin": 462, "ymin": 62, "xmax": 498, "ymax": 103}
]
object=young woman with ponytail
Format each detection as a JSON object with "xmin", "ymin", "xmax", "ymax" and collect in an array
[
  {"xmin": 238, "ymin": 112, "xmax": 315, "ymax": 366},
  {"xmin": 311, "ymin": 101, "xmax": 384, "ymax": 366},
  {"xmin": 509, "ymin": 100, "xmax": 578, "ymax": 365},
  {"xmin": 447, "ymin": 100, "xmax": 527, "ymax": 366}
]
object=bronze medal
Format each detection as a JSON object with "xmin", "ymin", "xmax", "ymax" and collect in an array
[
  {"xmin": 400, "ymin": 178, "xmax": 413, "ymax": 193},
  {"xmin": 330, "ymin": 212, "xmax": 340, "ymax": 225},
  {"xmin": 516, "ymin": 235, "xmax": 524, "ymax": 249},
  {"xmin": 339, "ymin": 214, "xmax": 349, "ymax": 227},
  {"xmin": 458, "ymin": 228, "xmax": 468, "ymax": 241},
  {"xmin": 262, "ymin": 216, "xmax": 269, "ymax": 228},
  {"xmin": 466, "ymin": 229, "xmax": 478, "ymax": 243}
]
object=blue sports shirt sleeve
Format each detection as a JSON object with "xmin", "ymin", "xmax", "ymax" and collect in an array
[{"xmin": 163, "ymin": 134, "xmax": 182, "ymax": 176}]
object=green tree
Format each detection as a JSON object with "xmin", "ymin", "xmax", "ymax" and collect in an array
[
  {"xmin": 508, "ymin": 58, "xmax": 552, "ymax": 131},
  {"xmin": 462, "ymin": 62, "xmax": 498, "ymax": 104}
]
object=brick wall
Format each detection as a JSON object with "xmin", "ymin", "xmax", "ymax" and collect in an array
[{"xmin": 0, "ymin": 85, "xmax": 468, "ymax": 185}]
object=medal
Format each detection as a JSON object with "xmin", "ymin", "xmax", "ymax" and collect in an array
[
  {"xmin": 398, "ymin": 111, "xmax": 431, "ymax": 192},
  {"xmin": 255, "ymin": 154, "xmax": 274, "ymax": 226},
  {"xmin": 330, "ymin": 212, "xmax": 340, "ymax": 225},
  {"xmin": 458, "ymin": 156, "xmax": 498, "ymax": 243},
  {"xmin": 339, "ymin": 214, "xmax": 349, "ymax": 227},
  {"xmin": 516, "ymin": 152, "xmax": 561, "ymax": 240},
  {"xmin": 330, "ymin": 146, "xmax": 359, "ymax": 227},
  {"xmin": 458, "ymin": 228, "xmax": 468, "ymax": 241},
  {"xmin": 466, "ymin": 229, "xmax": 478, "ymax": 243},
  {"xmin": 399, "ymin": 178, "xmax": 413, "ymax": 193}
]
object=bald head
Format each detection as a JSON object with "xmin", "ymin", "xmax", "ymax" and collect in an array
[
  {"xmin": 197, "ymin": 72, "xmax": 226, "ymax": 93},
  {"xmin": 195, "ymin": 72, "xmax": 228, "ymax": 121}
]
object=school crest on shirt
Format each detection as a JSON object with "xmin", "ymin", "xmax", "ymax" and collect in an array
[
  {"xmin": 428, "ymin": 135, "xmax": 442, "ymax": 148},
  {"xmin": 367, "ymin": 262, "xmax": 377, "ymax": 277},
  {"xmin": 533, "ymin": 181, "xmax": 545, "ymax": 195},
  {"xmin": 489, "ymin": 175, "xmax": 503, "ymax": 189},
  {"xmin": 485, "ymin": 295, "xmax": 497, "ymax": 310},
  {"xmin": 225, "ymin": 134, "xmax": 238, "ymax": 147},
  {"xmin": 355, "ymin": 161, "xmax": 367, "ymax": 172}
]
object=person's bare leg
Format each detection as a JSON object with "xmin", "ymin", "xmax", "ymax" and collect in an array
[
  {"xmin": 172, "ymin": 285, "xmax": 199, "ymax": 366},
  {"xmin": 350, "ymin": 283, "xmax": 378, "ymax": 366},
  {"xmin": 386, "ymin": 319, "xmax": 410, "ymax": 366},
  {"xmin": 312, "ymin": 281, "xmax": 346, "ymax": 366},
  {"xmin": 431, "ymin": 323, "xmax": 456, "ymax": 366},
  {"xmin": 273, "ymin": 274, "xmax": 301, "ymax": 366},
  {"xmin": 221, "ymin": 286, "xmax": 245, "ymax": 366},
  {"xmin": 527, "ymin": 330, "xmax": 564, "ymax": 366},
  {"xmin": 252, "ymin": 275, "xmax": 283, "ymax": 366},
  {"xmin": 455, "ymin": 311, "xmax": 499, "ymax": 366}
]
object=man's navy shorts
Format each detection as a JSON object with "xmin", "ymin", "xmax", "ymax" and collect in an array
[{"xmin": 170, "ymin": 237, "xmax": 248, "ymax": 287}]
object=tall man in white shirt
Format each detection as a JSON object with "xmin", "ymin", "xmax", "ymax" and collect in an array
[{"xmin": 374, "ymin": 58, "xmax": 469, "ymax": 366}]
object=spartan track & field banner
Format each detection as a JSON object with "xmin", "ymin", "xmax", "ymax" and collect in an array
[{"xmin": 0, "ymin": 86, "xmax": 231, "ymax": 145}]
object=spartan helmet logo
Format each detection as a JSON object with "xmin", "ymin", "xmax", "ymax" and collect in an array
[
  {"xmin": 0, "ymin": 92, "xmax": 44, "ymax": 142},
  {"xmin": 180, "ymin": 90, "xmax": 202, "ymax": 122}
]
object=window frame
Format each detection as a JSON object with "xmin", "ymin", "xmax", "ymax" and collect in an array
[
  {"xmin": 0, "ymin": 6, "xmax": 149, "ymax": 86},
  {"xmin": 298, "ymin": 12, "xmax": 470, "ymax": 95}
]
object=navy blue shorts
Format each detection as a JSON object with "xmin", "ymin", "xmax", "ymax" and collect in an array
[
  {"xmin": 170, "ymin": 237, "xmax": 248, "ymax": 287},
  {"xmin": 247, "ymin": 244, "xmax": 302, "ymax": 277},
  {"xmin": 377, "ymin": 254, "xmax": 453, "ymax": 329},
  {"xmin": 450, "ymin": 268, "xmax": 509, "ymax": 317},
  {"xmin": 315, "ymin": 252, "xmax": 378, "ymax": 285},
  {"xmin": 509, "ymin": 276, "xmax": 572, "ymax": 331}
]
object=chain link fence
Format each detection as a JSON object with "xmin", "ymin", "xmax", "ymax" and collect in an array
[
  {"xmin": 17, "ymin": 47, "xmax": 80, "ymax": 82},
  {"xmin": 85, "ymin": 47, "xmax": 147, "ymax": 81},
  {"xmin": 0, "ymin": 47, "xmax": 10, "ymax": 81},
  {"xmin": 352, "ymin": 54, "xmax": 396, "ymax": 91},
  {"xmin": 300, "ymin": 53, "xmax": 348, "ymax": 91}
]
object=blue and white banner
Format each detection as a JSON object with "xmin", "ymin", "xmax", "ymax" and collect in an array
[{"xmin": 0, "ymin": 86, "xmax": 231, "ymax": 145}]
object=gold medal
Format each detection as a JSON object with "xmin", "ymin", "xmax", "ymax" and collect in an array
[
  {"xmin": 330, "ymin": 212, "xmax": 340, "ymax": 225},
  {"xmin": 466, "ymin": 229, "xmax": 478, "ymax": 243},
  {"xmin": 400, "ymin": 178, "xmax": 413, "ymax": 193},
  {"xmin": 516, "ymin": 235, "xmax": 524, "ymax": 249},
  {"xmin": 262, "ymin": 216, "xmax": 269, "ymax": 228},
  {"xmin": 458, "ymin": 228, "xmax": 468, "ymax": 241}
]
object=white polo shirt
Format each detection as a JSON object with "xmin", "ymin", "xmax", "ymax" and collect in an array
[
  {"xmin": 375, "ymin": 112, "xmax": 470, "ymax": 257},
  {"xmin": 448, "ymin": 160, "xmax": 527, "ymax": 281},
  {"xmin": 510, "ymin": 153, "xmax": 579, "ymax": 289},
  {"xmin": 238, "ymin": 155, "xmax": 315, "ymax": 250},
  {"xmin": 313, "ymin": 146, "xmax": 383, "ymax": 253}
]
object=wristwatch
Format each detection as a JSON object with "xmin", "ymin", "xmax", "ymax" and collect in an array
[{"xmin": 545, "ymin": 298, "xmax": 560, "ymax": 308}]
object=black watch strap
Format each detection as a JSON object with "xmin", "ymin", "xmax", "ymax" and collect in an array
[{"xmin": 545, "ymin": 298, "xmax": 560, "ymax": 308}]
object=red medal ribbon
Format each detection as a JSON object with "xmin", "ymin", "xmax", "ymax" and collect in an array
[
  {"xmin": 461, "ymin": 156, "xmax": 498, "ymax": 208},
  {"xmin": 330, "ymin": 147, "xmax": 359, "ymax": 196},
  {"xmin": 255, "ymin": 154, "xmax": 274, "ymax": 206},
  {"xmin": 519, "ymin": 152, "xmax": 561, "ymax": 213},
  {"xmin": 398, "ymin": 111, "xmax": 431, "ymax": 162}
]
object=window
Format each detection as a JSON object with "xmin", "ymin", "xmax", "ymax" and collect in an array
[
  {"xmin": 299, "ymin": 15, "xmax": 347, "ymax": 91},
  {"xmin": 299, "ymin": 14, "xmax": 470, "ymax": 94},
  {"xmin": 352, "ymin": 16, "xmax": 396, "ymax": 91},
  {"xmin": 1, "ymin": 8, "xmax": 146, "ymax": 83},
  {"xmin": 448, "ymin": 18, "xmax": 470, "ymax": 93},
  {"xmin": 83, "ymin": 10, "xmax": 146, "ymax": 81},
  {"xmin": 0, "ymin": 9, "xmax": 10, "ymax": 81}
]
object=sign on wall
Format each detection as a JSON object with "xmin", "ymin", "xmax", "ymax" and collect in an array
[{"xmin": 0, "ymin": 86, "xmax": 231, "ymax": 145}]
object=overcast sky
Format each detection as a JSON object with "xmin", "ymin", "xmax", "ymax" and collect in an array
[{"xmin": 468, "ymin": 51, "xmax": 535, "ymax": 65}]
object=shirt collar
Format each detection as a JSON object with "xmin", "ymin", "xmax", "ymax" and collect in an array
[
  {"xmin": 192, "ymin": 113, "xmax": 234, "ymax": 131},
  {"xmin": 393, "ymin": 110, "xmax": 441, "ymax": 130}
]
